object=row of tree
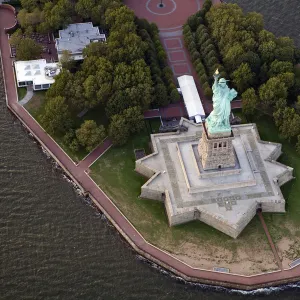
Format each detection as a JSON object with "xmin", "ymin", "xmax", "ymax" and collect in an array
[{"xmin": 184, "ymin": 1, "xmax": 300, "ymax": 151}]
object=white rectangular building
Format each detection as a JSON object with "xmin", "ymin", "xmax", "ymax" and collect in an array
[
  {"xmin": 55, "ymin": 22, "xmax": 106, "ymax": 61},
  {"xmin": 177, "ymin": 75, "xmax": 205, "ymax": 123},
  {"xmin": 14, "ymin": 59, "xmax": 61, "ymax": 91}
]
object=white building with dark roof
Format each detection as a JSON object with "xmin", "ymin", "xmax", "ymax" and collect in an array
[
  {"xmin": 55, "ymin": 22, "xmax": 106, "ymax": 61},
  {"xmin": 14, "ymin": 59, "xmax": 61, "ymax": 91}
]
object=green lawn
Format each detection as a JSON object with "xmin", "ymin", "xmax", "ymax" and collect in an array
[
  {"xmin": 233, "ymin": 110, "xmax": 300, "ymax": 259},
  {"xmin": 90, "ymin": 113, "xmax": 300, "ymax": 270},
  {"xmin": 90, "ymin": 120, "xmax": 274, "ymax": 270},
  {"xmin": 17, "ymin": 87, "xmax": 27, "ymax": 101},
  {"xmin": 251, "ymin": 115, "xmax": 300, "ymax": 242}
]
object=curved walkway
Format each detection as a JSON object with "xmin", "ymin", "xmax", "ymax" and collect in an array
[
  {"xmin": 0, "ymin": 4, "xmax": 299, "ymax": 290},
  {"xmin": 19, "ymin": 86, "xmax": 33, "ymax": 106}
]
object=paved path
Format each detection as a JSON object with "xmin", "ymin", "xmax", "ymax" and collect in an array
[
  {"xmin": 1, "ymin": 3, "xmax": 300, "ymax": 290},
  {"xmin": 19, "ymin": 86, "xmax": 33, "ymax": 106},
  {"xmin": 77, "ymin": 138, "xmax": 113, "ymax": 171}
]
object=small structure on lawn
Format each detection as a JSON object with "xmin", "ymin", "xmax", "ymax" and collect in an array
[
  {"xmin": 55, "ymin": 22, "xmax": 106, "ymax": 61},
  {"xmin": 14, "ymin": 59, "xmax": 61, "ymax": 91},
  {"xmin": 177, "ymin": 75, "xmax": 205, "ymax": 124}
]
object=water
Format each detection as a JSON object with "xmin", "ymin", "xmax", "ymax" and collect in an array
[
  {"xmin": 227, "ymin": 0, "xmax": 300, "ymax": 48},
  {"xmin": 2, "ymin": 2, "xmax": 300, "ymax": 298}
]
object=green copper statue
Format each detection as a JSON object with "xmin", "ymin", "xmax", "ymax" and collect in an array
[{"xmin": 206, "ymin": 69, "xmax": 237, "ymax": 134}]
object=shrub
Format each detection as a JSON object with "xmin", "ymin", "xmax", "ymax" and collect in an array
[
  {"xmin": 192, "ymin": 50, "xmax": 201, "ymax": 62},
  {"xmin": 170, "ymin": 88, "xmax": 181, "ymax": 103}
]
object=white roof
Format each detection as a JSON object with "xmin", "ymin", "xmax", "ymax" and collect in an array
[
  {"xmin": 177, "ymin": 75, "xmax": 205, "ymax": 120},
  {"xmin": 55, "ymin": 22, "xmax": 106, "ymax": 54},
  {"xmin": 14, "ymin": 59, "xmax": 61, "ymax": 85}
]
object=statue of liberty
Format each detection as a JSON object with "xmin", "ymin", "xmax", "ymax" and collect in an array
[{"xmin": 206, "ymin": 69, "xmax": 237, "ymax": 135}]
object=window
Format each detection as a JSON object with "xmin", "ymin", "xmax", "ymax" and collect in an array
[
  {"xmin": 214, "ymin": 143, "xmax": 218, "ymax": 149},
  {"xmin": 18, "ymin": 81, "xmax": 26, "ymax": 86},
  {"xmin": 34, "ymin": 84, "xmax": 41, "ymax": 90},
  {"xmin": 219, "ymin": 142, "xmax": 222, "ymax": 148},
  {"xmin": 223, "ymin": 142, "xmax": 227, "ymax": 148},
  {"xmin": 42, "ymin": 84, "xmax": 50, "ymax": 89}
]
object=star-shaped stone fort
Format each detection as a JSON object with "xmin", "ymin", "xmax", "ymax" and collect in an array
[{"xmin": 135, "ymin": 73, "xmax": 294, "ymax": 239}]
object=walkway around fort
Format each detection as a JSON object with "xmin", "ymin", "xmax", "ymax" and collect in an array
[{"xmin": 0, "ymin": 2, "xmax": 299, "ymax": 290}]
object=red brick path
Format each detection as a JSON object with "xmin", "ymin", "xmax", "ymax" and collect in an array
[{"xmin": 1, "ymin": 4, "xmax": 300, "ymax": 290}]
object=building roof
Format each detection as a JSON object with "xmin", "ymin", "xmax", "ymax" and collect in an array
[
  {"xmin": 177, "ymin": 75, "xmax": 205, "ymax": 121},
  {"xmin": 55, "ymin": 22, "xmax": 106, "ymax": 54},
  {"xmin": 14, "ymin": 59, "xmax": 60, "ymax": 85}
]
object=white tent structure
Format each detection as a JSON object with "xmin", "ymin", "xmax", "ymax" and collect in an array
[{"xmin": 177, "ymin": 75, "xmax": 205, "ymax": 123}]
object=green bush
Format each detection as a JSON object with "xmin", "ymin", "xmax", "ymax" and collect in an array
[
  {"xmin": 192, "ymin": 50, "xmax": 201, "ymax": 62},
  {"xmin": 200, "ymin": 74, "xmax": 208, "ymax": 84},
  {"xmin": 170, "ymin": 88, "xmax": 181, "ymax": 103}
]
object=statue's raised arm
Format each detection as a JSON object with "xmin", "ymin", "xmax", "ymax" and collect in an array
[{"xmin": 205, "ymin": 70, "xmax": 237, "ymax": 135}]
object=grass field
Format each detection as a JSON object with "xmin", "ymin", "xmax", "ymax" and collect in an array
[
  {"xmin": 90, "ymin": 116, "xmax": 284, "ymax": 274},
  {"xmin": 17, "ymin": 87, "xmax": 27, "ymax": 101}
]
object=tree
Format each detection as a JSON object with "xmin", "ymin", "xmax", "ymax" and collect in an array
[
  {"xmin": 16, "ymin": 38, "xmax": 42, "ymax": 60},
  {"xmin": 17, "ymin": 8, "xmax": 42, "ymax": 29},
  {"xmin": 154, "ymin": 83, "xmax": 169, "ymax": 106},
  {"xmin": 258, "ymin": 41, "xmax": 276, "ymax": 64},
  {"xmin": 223, "ymin": 44, "xmax": 245, "ymax": 71},
  {"xmin": 76, "ymin": 120, "xmax": 106, "ymax": 152},
  {"xmin": 9, "ymin": 29, "xmax": 23, "ymax": 46},
  {"xmin": 296, "ymin": 135, "xmax": 300, "ymax": 154},
  {"xmin": 170, "ymin": 89, "xmax": 180, "ymax": 103},
  {"xmin": 259, "ymin": 77, "xmax": 288, "ymax": 110},
  {"xmin": 59, "ymin": 50, "xmax": 75, "ymax": 70},
  {"xmin": 82, "ymin": 41, "xmax": 107, "ymax": 58},
  {"xmin": 243, "ymin": 12, "xmax": 263, "ymax": 33},
  {"xmin": 277, "ymin": 72, "xmax": 295, "ymax": 89},
  {"xmin": 295, "ymin": 96, "xmax": 300, "ymax": 113},
  {"xmin": 122, "ymin": 106, "xmax": 144, "ymax": 134},
  {"xmin": 40, "ymin": 0, "xmax": 73, "ymax": 32},
  {"xmin": 232, "ymin": 63, "xmax": 255, "ymax": 93},
  {"xmin": 105, "ymin": 5, "xmax": 135, "ymax": 32},
  {"xmin": 242, "ymin": 88, "xmax": 257, "ymax": 115},
  {"xmin": 108, "ymin": 114, "xmax": 130, "ymax": 145},
  {"xmin": 277, "ymin": 107, "xmax": 300, "ymax": 140},
  {"xmin": 268, "ymin": 60, "xmax": 293, "ymax": 77},
  {"xmin": 40, "ymin": 96, "xmax": 72, "ymax": 135},
  {"xmin": 75, "ymin": 0, "xmax": 95, "ymax": 19},
  {"xmin": 258, "ymin": 29, "xmax": 275, "ymax": 44},
  {"xmin": 239, "ymin": 51, "xmax": 261, "ymax": 73}
]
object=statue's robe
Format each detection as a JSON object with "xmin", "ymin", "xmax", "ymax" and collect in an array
[{"xmin": 206, "ymin": 80, "xmax": 237, "ymax": 132}]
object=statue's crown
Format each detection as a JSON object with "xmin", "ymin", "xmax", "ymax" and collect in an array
[{"xmin": 219, "ymin": 78, "xmax": 227, "ymax": 83}]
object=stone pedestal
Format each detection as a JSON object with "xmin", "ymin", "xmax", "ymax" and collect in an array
[{"xmin": 199, "ymin": 124, "xmax": 235, "ymax": 170}]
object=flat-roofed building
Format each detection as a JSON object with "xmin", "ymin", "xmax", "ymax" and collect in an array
[
  {"xmin": 55, "ymin": 22, "xmax": 106, "ymax": 61},
  {"xmin": 177, "ymin": 75, "xmax": 205, "ymax": 123},
  {"xmin": 14, "ymin": 59, "xmax": 61, "ymax": 91}
]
